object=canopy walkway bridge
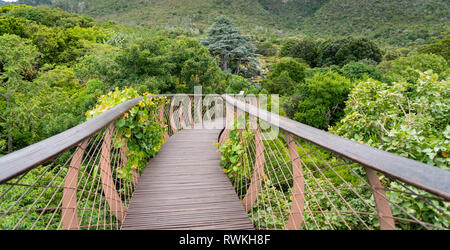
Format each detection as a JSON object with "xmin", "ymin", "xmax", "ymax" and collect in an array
[{"xmin": 0, "ymin": 94, "xmax": 449, "ymax": 230}]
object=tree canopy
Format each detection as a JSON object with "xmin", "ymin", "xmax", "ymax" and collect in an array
[{"xmin": 200, "ymin": 16, "xmax": 259, "ymax": 77}]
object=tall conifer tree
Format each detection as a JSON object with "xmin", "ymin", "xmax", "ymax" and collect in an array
[{"xmin": 201, "ymin": 16, "xmax": 259, "ymax": 76}]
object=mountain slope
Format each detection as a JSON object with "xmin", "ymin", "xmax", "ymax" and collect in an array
[
  {"xmin": 15, "ymin": 0, "xmax": 450, "ymax": 46},
  {"xmin": 301, "ymin": 0, "xmax": 450, "ymax": 46}
]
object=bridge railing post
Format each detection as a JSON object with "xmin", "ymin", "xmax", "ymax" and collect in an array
[
  {"xmin": 363, "ymin": 167, "xmax": 396, "ymax": 230},
  {"xmin": 284, "ymin": 131, "xmax": 305, "ymax": 230},
  {"xmin": 242, "ymin": 98, "xmax": 266, "ymax": 212},
  {"xmin": 99, "ymin": 123, "xmax": 127, "ymax": 222},
  {"xmin": 159, "ymin": 102, "xmax": 169, "ymax": 140},
  {"xmin": 188, "ymin": 96, "xmax": 194, "ymax": 127},
  {"xmin": 61, "ymin": 139, "xmax": 89, "ymax": 230},
  {"xmin": 169, "ymin": 97, "xmax": 178, "ymax": 134},
  {"xmin": 219, "ymin": 101, "xmax": 235, "ymax": 147}
]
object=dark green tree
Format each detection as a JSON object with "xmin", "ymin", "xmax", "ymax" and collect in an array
[
  {"xmin": 335, "ymin": 37, "xmax": 382, "ymax": 66},
  {"xmin": 200, "ymin": 16, "xmax": 259, "ymax": 76},
  {"xmin": 319, "ymin": 37, "xmax": 382, "ymax": 66},
  {"xmin": 284, "ymin": 71, "xmax": 352, "ymax": 130},
  {"xmin": 341, "ymin": 61, "xmax": 383, "ymax": 81},
  {"xmin": 280, "ymin": 37, "xmax": 319, "ymax": 67},
  {"xmin": 262, "ymin": 59, "xmax": 305, "ymax": 96}
]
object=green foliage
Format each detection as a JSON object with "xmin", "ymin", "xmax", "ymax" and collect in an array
[
  {"xmin": 73, "ymin": 48, "xmax": 120, "ymax": 84},
  {"xmin": 0, "ymin": 166, "xmax": 66, "ymax": 229},
  {"xmin": 114, "ymin": 36, "xmax": 223, "ymax": 94},
  {"xmin": 383, "ymin": 47, "xmax": 409, "ymax": 61},
  {"xmin": 22, "ymin": 0, "xmax": 449, "ymax": 48},
  {"xmin": 12, "ymin": 66, "xmax": 100, "ymax": 148},
  {"xmin": 224, "ymin": 75, "xmax": 250, "ymax": 94},
  {"xmin": 86, "ymin": 87, "xmax": 167, "ymax": 179},
  {"xmin": 284, "ymin": 71, "xmax": 353, "ymax": 130},
  {"xmin": 377, "ymin": 53, "xmax": 449, "ymax": 84},
  {"xmin": 218, "ymin": 118, "xmax": 254, "ymax": 182},
  {"xmin": 419, "ymin": 35, "xmax": 450, "ymax": 62},
  {"xmin": 386, "ymin": 181, "xmax": 449, "ymax": 230},
  {"xmin": 331, "ymin": 71, "xmax": 449, "ymax": 169},
  {"xmin": 280, "ymin": 37, "xmax": 319, "ymax": 67},
  {"xmin": 300, "ymin": 0, "xmax": 450, "ymax": 47},
  {"xmin": 256, "ymin": 40, "xmax": 277, "ymax": 57},
  {"xmin": 173, "ymin": 38, "xmax": 223, "ymax": 93},
  {"xmin": 249, "ymin": 180, "xmax": 291, "ymax": 229},
  {"xmin": 318, "ymin": 38, "xmax": 349, "ymax": 66},
  {"xmin": 0, "ymin": 16, "xmax": 29, "ymax": 37},
  {"xmin": 0, "ymin": 34, "xmax": 40, "ymax": 153},
  {"xmin": 262, "ymin": 59, "xmax": 305, "ymax": 96},
  {"xmin": 330, "ymin": 72, "xmax": 450, "ymax": 228},
  {"xmin": 341, "ymin": 61, "xmax": 383, "ymax": 81},
  {"xmin": 320, "ymin": 37, "xmax": 382, "ymax": 67},
  {"xmin": 3, "ymin": 4, "xmax": 94, "ymax": 28}
]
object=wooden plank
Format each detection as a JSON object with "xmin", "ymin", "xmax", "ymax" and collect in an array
[{"xmin": 121, "ymin": 122, "xmax": 253, "ymax": 230}]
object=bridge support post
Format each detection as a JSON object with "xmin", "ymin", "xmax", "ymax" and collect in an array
[
  {"xmin": 100, "ymin": 123, "xmax": 127, "ymax": 222},
  {"xmin": 169, "ymin": 98, "xmax": 178, "ymax": 134},
  {"xmin": 205, "ymin": 101, "xmax": 212, "ymax": 121},
  {"xmin": 242, "ymin": 117, "xmax": 266, "ymax": 212},
  {"xmin": 159, "ymin": 102, "xmax": 169, "ymax": 141},
  {"xmin": 179, "ymin": 100, "xmax": 187, "ymax": 129},
  {"xmin": 364, "ymin": 167, "xmax": 396, "ymax": 230},
  {"xmin": 188, "ymin": 96, "xmax": 194, "ymax": 127},
  {"xmin": 62, "ymin": 139, "xmax": 89, "ymax": 230},
  {"xmin": 284, "ymin": 132, "xmax": 305, "ymax": 230},
  {"xmin": 194, "ymin": 94, "xmax": 203, "ymax": 126},
  {"xmin": 219, "ymin": 101, "xmax": 234, "ymax": 147}
]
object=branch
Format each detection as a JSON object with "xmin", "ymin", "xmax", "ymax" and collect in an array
[{"xmin": 0, "ymin": 115, "xmax": 5, "ymax": 121}]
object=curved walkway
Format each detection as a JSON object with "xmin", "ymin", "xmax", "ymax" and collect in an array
[{"xmin": 121, "ymin": 120, "xmax": 253, "ymax": 230}]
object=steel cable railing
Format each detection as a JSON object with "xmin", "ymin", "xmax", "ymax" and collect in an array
[
  {"xmin": 0, "ymin": 94, "xmax": 219, "ymax": 230},
  {"xmin": 1, "ymin": 93, "xmax": 448, "ymax": 230},
  {"xmin": 0, "ymin": 97, "xmax": 144, "ymax": 229},
  {"xmin": 219, "ymin": 94, "xmax": 450, "ymax": 230}
]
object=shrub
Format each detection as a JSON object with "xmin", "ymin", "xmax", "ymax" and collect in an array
[
  {"xmin": 342, "ymin": 61, "xmax": 383, "ymax": 81},
  {"xmin": 262, "ymin": 59, "xmax": 305, "ymax": 96},
  {"xmin": 419, "ymin": 35, "xmax": 450, "ymax": 62},
  {"xmin": 280, "ymin": 37, "xmax": 319, "ymax": 67},
  {"xmin": 319, "ymin": 37, "xmax": 382, "ymax": 67},
  {"xmin": 377, "ymin": 53, "xmax": 449, "ymax": 83},
  {"xmin": 225, "ymin": 75, "xmax": 250, "ymax": 93},
  {"xmin": 284, "ymin": 71, "xmax": 353, "ymax": 129},
  {"xmin": 256, "ymin": 40, "xmax": 277, "ymax": 57},
  {"xmin": 331, "ymin": 71, "xmax": 449, "ymax": 169}
]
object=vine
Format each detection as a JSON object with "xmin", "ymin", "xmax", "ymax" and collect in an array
[{"xmin": 86, "ymin": 86, "xmax": 167, "ymax": 180}]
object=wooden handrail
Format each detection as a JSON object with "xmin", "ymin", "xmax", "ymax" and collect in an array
[
  {"xmin": 0, "ymin": 97, "xmax": 143, "ymax": 184},
  {"xmin": 0, "ymin": 94, "xmax": 206, "ymax": 184},
  {"xmin": 222, "ymin": 94, "xmax": 450, "ymax": 201}
]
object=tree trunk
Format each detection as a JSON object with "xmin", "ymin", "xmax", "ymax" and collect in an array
[
  {"xmin": 222, "ymin": 55, "xmax": 228, "ymax": 72},
  {"xmin": 235, "ymin": 58, "xmax": 241, "ymax": 74}
]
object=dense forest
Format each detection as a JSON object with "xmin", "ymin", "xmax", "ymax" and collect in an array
[{"xmin": 0, "ymin": 2, "xmax": 448, "ymax": 229}]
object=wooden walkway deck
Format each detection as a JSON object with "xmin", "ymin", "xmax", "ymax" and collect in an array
[{"xmin": 121, "ymin": 120, "xmax": 254, "ymax": 230}]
